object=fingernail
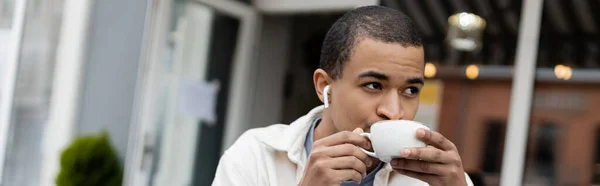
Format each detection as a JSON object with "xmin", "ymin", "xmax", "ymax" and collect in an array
[
  {"xmin": 417, "ymin": 129, "xmax": 426, "ymax": 137},
  {"xmin": 401, "ymin": 149, "xmax": 411, "ymax": 157}
]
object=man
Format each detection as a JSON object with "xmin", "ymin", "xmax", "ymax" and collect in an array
[{"xmin": 212, "ymin": 5, "xmax": 474, "ymax": 186}]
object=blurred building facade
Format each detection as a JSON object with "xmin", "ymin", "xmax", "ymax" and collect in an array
[{"xmin": 1, "ymin": 0, "xmax": 600, "ymax": 186}]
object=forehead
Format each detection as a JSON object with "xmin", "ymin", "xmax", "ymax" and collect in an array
[{"xmin": 342, "ymin": 38, "xmax": 425, "ymax": 79}]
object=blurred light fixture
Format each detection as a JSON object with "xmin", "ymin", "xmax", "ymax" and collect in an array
[
  {"xmin": 554, "ymin": 64, "xmax": 573, "ymax": 80},
  {"xmin": 424, "ymin": 63, "xmax": 437, "ymax": 78},
  {"xmin": 465, "ymin": 64, "xmax": 479, "ymax": 80},
  {"xmin": 447, "ymin": 12, "xmax": 486, "ymax": 52}
]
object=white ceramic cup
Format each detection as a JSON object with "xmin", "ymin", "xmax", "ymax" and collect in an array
[{"xmin": 359, "ymin": 120, "xmax": 430, "ymax": 163}]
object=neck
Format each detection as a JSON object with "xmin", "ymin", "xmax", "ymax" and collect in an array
[{"xmin": 313, "ymin": 110, "xmax": 336, "ymax": 142}]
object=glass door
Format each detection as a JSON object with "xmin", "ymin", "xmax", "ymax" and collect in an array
[{"xmin": 124, "ymin": 0, "xmax": 259, "ymax": 185}]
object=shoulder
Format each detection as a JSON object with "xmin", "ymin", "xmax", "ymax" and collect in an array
[
  {"xmin": 219, "ymin": 124, "xmax": 293, "ymax": 168},
  {"xmin": 214, "ymin": 124, "xmax": 291, "ymax": 185},
  {"xmin": 224, "ymin": 124, "xmax": 290, "ymax": 154}
]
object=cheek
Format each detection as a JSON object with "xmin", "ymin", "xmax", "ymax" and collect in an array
[
  {"xmin": 402, "ymin": 99, "xmax": 420, "ymax": 119},
  {"xmin": 331, "ymin": 90, "xmax": 374, "ymax": 129}
]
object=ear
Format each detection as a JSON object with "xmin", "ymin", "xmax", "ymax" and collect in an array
[{"xmin": 313, "ymin": 69, "xmax": 332, "ymax": 105}]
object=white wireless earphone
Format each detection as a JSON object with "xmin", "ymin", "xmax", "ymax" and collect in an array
[{"xmin": 323, "ymin": 85, "xmax": 330, "ymax": 108}]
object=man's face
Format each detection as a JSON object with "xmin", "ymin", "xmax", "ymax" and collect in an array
[{"xmin": 326, "ymin": 37, "xmax": 425, "ymax": 133}]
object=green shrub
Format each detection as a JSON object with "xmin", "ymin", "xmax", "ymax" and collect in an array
[{"xmin": 56, "ymin": 130, "xmax": 123, "ymax": 186}]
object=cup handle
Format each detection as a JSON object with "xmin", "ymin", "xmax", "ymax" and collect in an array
[{"xmin": 359, "ymin": 133, "xmax": 377, "ymax": 158}]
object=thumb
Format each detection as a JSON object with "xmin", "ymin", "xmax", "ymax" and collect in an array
[{"xmin": 352, "ymin": 128, "xmax": 364, "ymax": 134}]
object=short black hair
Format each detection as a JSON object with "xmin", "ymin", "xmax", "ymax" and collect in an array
[{"xmin": 319, "ymin": 5, "xmax": 423, "ymax": 79}]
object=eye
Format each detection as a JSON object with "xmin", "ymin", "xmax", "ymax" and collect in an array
[
  {"xmin": 403, "ymin": 87, "xmax": 420, "ymax": 96},
  {"xmin": 363, "ymin": 82, "xmax": 383, "ymax": 90}
]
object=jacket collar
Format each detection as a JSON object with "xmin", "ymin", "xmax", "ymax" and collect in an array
[{"xmin": 256, "ymin": 105, "xmax": 325, "ymax": 165}]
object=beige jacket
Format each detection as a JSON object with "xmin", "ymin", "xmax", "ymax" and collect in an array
[{"xmin": 212, "ymin": 106, "xmax": 474, "ymax": 186}]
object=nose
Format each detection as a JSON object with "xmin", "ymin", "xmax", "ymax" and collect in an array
[{"xmin": 376, "ymin": 92, "xmax": 404, "ymax": 120}]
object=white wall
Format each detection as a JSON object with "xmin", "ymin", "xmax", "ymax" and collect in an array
[{"xmin": 253, "ymin": 0, "xmax": 379, "ymax": 14}]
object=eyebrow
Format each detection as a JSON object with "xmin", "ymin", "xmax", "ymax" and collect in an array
[
  {"xmin": 358, "ymin": 71, "xmax": 389, "ymax": 80},
  {"xmin": 358, "ymin": 71, "xmax": 424, "ymax": 85},
  {"xmin": 407, "ymin": 77, "xmax": 424, "ymax": 85}
]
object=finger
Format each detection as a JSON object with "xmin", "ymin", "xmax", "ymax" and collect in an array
[
  {"xmin": 416, "ymin": 129, "xmax": 456, "ymax": 151},
  {"xmin": 325, "ymin": 144, "xmax": 372, "ymax": 167},
  {"xmin": 335, "ymin": 169, "xmax": 364, "ymax": 184},
  {"xmin": 394, "ymin": 169, "xmax": 436, "ymax": 184},
  {"xmin": 328, "ymin": 156, "xmax": 367, "ymax": 178},
  {"xmin": 400, "ymin": 146, "xmax": 455, "ymax": 164},
  {"xmin": 390, "ymin": 158, "xmax": 445, "ymax": 175},
  {"xmin": 353, "ymin": 128, "xmax": 374, "ymax": 152},
  {"xmin": 316, "ymin": 131, "xmax": 371, "ymax": 150}
]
